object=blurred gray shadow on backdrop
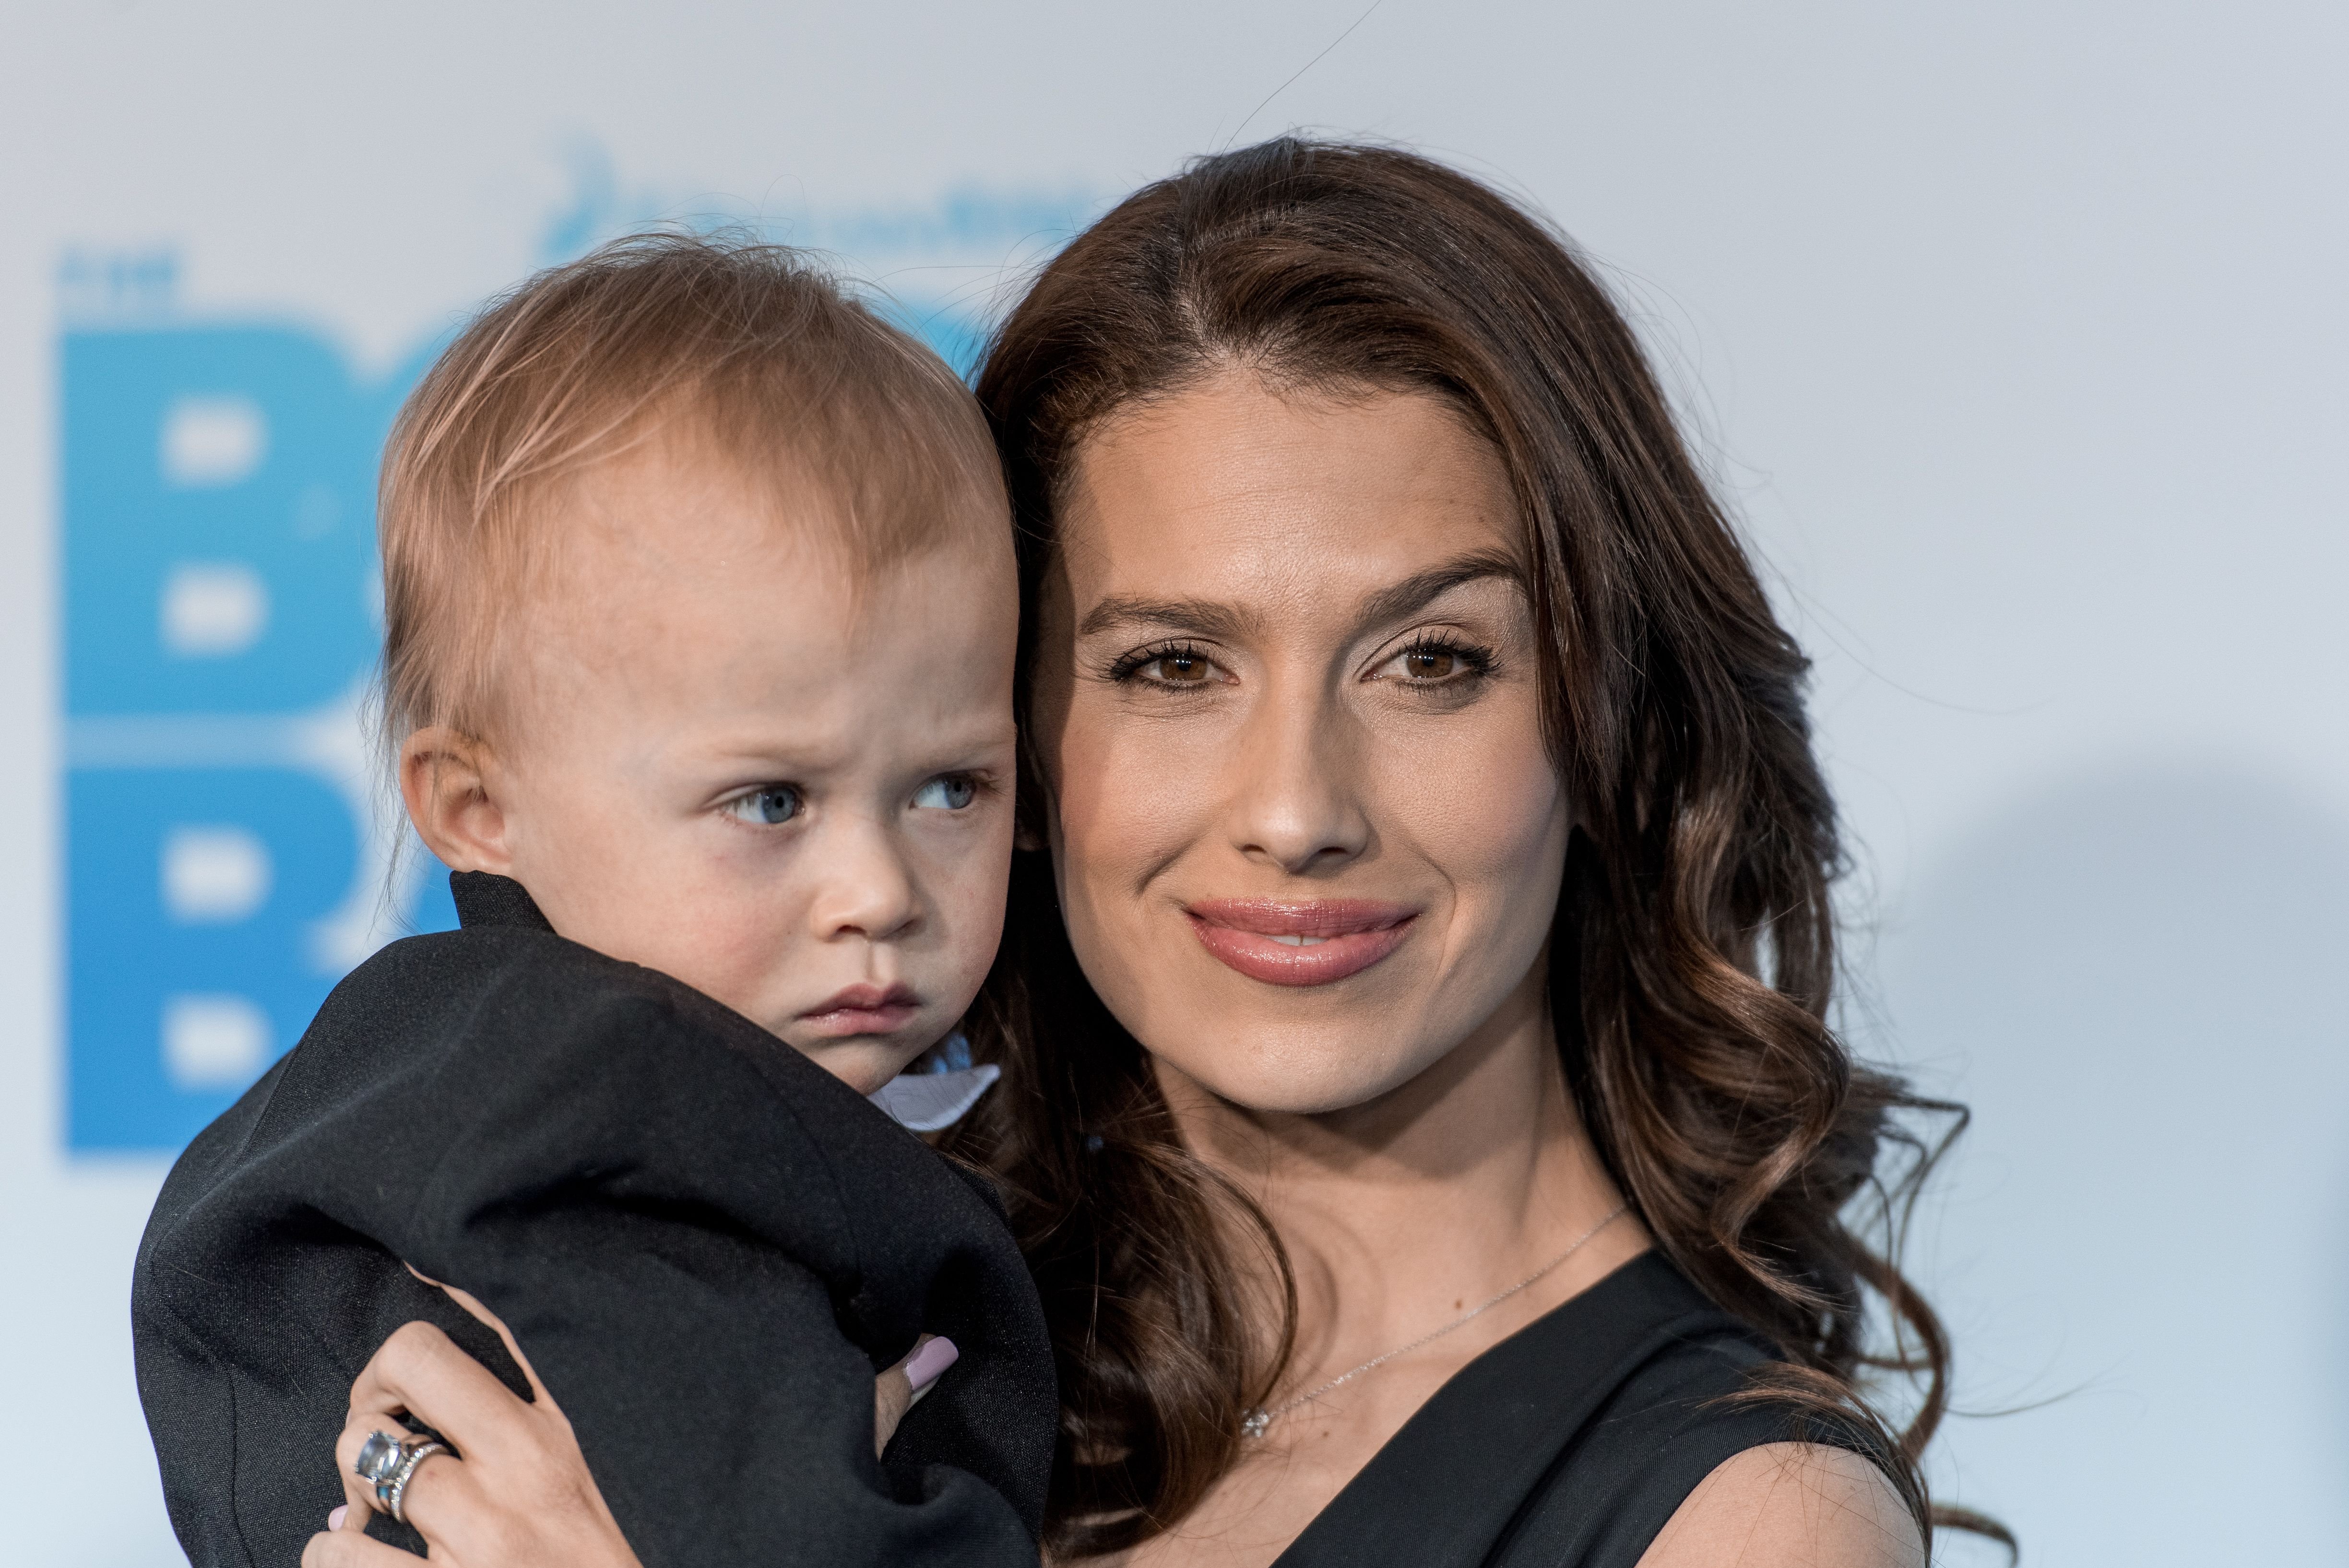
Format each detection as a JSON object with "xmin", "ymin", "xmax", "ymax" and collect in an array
[{"xmin": 1877, "ymin": 760, "xmax": 2349, "ymax": 1557}]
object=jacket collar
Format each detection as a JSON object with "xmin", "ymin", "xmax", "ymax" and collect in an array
[{"xmin": 450, "ymin": 871, "xmax": 556, "ymax": 933}]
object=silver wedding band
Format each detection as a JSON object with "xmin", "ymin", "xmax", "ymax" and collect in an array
[{"xmin": 354, "ymin": 1429, "xmax": 451, "ymax": 1526}]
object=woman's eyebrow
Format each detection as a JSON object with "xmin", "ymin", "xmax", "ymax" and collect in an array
[
  {"xmin": 1077, "ymin": 551, "xmax": 1524, "ymax": 641},
  {"xmin": 1350, "ymin": 550, "xmax": 1526, "ymax": 632},
  {"xmin": 1077, "ymin": 596, "xmax": 1252, "ymax": 640}
]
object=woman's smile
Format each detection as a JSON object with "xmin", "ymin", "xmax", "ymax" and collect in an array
[{"xmin": 1185, "ymin": 898, "xmax": 1418, "ymax": 986}]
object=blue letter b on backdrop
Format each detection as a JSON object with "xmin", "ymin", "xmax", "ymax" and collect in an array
[{"xmin": 61, "ymin": 323, "xmax": 453, "ymax": 1153}]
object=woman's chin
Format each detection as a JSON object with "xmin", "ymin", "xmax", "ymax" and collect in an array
[{"xmin": 1155, "ymin": 1036, "xmax": 1452, "ymax": 1120}]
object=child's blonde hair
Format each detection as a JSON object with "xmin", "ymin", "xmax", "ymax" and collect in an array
[{"xmin": 377, "ymin": 231, "xmax": 1005, "ymax": 753}]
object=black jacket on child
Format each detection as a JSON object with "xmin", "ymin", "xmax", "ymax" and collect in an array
[{"xmin": 131, "ymin": 871, "xmax": 1055, "ymax": 1568}]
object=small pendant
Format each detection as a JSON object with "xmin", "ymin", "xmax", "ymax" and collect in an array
[{"xmin": 1240, "ymin": 1408, "xmax": 1271, "ymax": 1440}]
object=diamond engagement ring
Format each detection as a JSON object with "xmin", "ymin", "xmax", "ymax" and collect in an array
[{"xmin": 354, "ymin": 1429, "xmax": 451, "ymax": 1526}]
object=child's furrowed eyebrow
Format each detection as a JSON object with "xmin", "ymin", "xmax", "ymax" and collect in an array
[{"xmin": 689, "ymin": 720, "xmax": 1017, "ymax": 780}]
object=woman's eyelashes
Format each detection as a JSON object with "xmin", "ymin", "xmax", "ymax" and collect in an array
[
  {"xmin": 1372, "ymin": 635, "xmax": 1497, "ymax": 688},
  {"xmin": 724, "ymin": 784, "xmax": 804, "ymax": 826},
  {"xmin": 1101, "ymin": 632, "xmax": 1497, "ymax": 694},
  {"xmin": 1105, "ymin": 640, "xmax": 1229, "ymax": 690}
]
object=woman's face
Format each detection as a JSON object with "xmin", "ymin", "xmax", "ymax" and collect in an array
[{"xmin": 1032, "ymin": 372, "xmax": 1571, "ymax": 1115}]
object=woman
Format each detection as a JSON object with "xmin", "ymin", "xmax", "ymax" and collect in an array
[{"xmin": 309, "ymin": 139, "xmax": 1977, "ymax": 1568}]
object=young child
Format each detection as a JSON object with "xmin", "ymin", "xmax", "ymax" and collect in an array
[{"xmin": 130, "ymin": 236, "xmax": 1053, "ymax": 1568}]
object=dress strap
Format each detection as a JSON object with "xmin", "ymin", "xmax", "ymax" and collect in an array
[{"xmin": 1273, "ymin": 1252, "xmax": 1757, "ymax": 1568}]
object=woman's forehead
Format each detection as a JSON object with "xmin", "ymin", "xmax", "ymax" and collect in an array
[{"xmin": 1055, "ymin": 375, "xmax": 1522, "ymax": 611}]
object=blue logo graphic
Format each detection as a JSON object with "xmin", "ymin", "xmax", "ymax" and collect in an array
[{"xmin": 62, "ymin": 321, "xmax": 457, "ymax": 1152}]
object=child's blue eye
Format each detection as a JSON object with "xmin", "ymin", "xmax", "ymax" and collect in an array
[
  {"xmin": 725, "ymin": 785, "xmax": 803, "ymax": 825},
  {"xmin": 913, "ymin": 774, "xmax": 978, "ymax": 811}
]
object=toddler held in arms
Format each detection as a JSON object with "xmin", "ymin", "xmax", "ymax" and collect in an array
[{"xmin": 130, "ymin": 236, "xmax": 1053, "ymax": 1568}]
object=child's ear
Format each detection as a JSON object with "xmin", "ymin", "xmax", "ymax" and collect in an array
[{"xmin": 400, "ymin": 726, "xmax": 514, "ymax": 874}]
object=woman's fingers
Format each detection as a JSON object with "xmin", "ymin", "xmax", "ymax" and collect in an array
[
  {"xmin": 331, "ymin": 1411, "xmax": 410, "ymax": 1523},
  {"xmin": 331, "ymin": 1407, "xmax": 467, "ymax": 1531},
  {"xmin": 302, "ymin": 1524, "xmax": 443, "ymax": 1568},
  {"xmin": 329, "ymin": 1407, "xmax": 504, "ymax": 1561},
  {"xmin": 337, "ymin": 1317, "xmax": 641, "ymax": 1568},
  {"xmin": 403, "ymin": 1263, "xmax": 552, "ymax": 1403},
  {"xmin": 381, "ymin": 1445, "xmax": 482, "ymax": 1547},
  {"xmin": 334, "ymin": 1318, "xmax": 528, "ymax": 1531},
  {"xmin": 874, "ymin": 1352, "xmax": 914, "ymax": 1457},
  {"xmin": 873, "ymin": 1334, "xmax": 959, "ymax": 1456},
  {"xmin": 346, "ymin": 1319, "xmax": 537, "ymax": 1463}
]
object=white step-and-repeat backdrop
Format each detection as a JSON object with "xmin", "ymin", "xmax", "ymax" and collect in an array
[{"xmin": 5, "ymin": 4, "xmax": 2343, "ymax": 1563}]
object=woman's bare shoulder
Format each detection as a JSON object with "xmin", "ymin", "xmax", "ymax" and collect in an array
[{"xmin": 1636, "ymin": 1442, "xmax": 1923, "ymax": 1568}]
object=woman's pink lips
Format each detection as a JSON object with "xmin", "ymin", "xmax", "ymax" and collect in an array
[
  {"xmin": 798, "ymin": 983, "xmax": 921, "ymax": 1036},
  {"xmin": 1185, "ymin": 899, "xmax": 1418, "ymax": 987}
]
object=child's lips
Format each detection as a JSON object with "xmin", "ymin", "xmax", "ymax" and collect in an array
[
  {"xmin": 798, "ymin": 983, "xmax": 922, "ymax": 1036},
  {"xmin": 1184, "ymin": 899, "xmax": 1418, "ymax": 986}
]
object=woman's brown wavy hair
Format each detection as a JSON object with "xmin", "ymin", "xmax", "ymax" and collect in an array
[{"xmin": 939, "ymin": 137, "xmax": 1994, "ymax": 1559}]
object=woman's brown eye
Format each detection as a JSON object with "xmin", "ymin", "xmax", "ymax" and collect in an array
[
  {"xmin": 1403, "ymin": 649, "xmax": 1457, "ymax": 679},
  {"xmin": 1154, "ymin": 653, "xmax": 1211, "ymax": 683}
]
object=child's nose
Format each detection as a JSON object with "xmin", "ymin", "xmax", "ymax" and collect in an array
[{"xmin": 808, "ymin": 819, "xmax": 921, "ymax": 942}]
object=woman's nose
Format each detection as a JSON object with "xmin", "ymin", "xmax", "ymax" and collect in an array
[
  {"xmin": 1223, "ymin": 681, "xmax": 1371, "ymax": 875},
  {"xmin": 808, "ymin": 816, "xmax": 922, "ymax": 942}
]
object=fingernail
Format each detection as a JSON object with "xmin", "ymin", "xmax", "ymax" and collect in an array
[
  {"xmin": 904, "ymin": 1335, "xmax": 960, "ymax": 1392},
  {"xmin": 327, "ymin": 1505, "xmax": 348, "ymax": 1531}
]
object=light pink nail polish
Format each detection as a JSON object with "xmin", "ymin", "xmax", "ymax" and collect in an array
[
  {"xmin": 327, "ymin": 1505, "xmax": 348, "ymax": 1532},
  {"xmin": 904, "ymin": 1335, "xmax": 960, "ymax": 1392}
]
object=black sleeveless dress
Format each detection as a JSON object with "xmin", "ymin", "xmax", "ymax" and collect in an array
[{"xmin": 1273, "ymin": 1252, "xmax": 1896, "ymax": 1568}]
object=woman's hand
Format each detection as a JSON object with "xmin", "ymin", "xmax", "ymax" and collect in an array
[
  {"xmin": 302, "ymin": 1280, "xmax": 956, "ymax": 1567},
  {"xmin": 301, "ymin": 1281, "xmax": 638, "ymax": 1568}
]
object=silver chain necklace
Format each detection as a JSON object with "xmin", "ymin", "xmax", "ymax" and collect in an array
[{"xmin": 1240, "ymin": 1202, "xmax": 1631, "ymax": 1440}]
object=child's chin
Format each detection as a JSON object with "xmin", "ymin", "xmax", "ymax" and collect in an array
[{"xmin": 790, "ymin": 1035, "xmax": 926, "ymax": 1096}]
